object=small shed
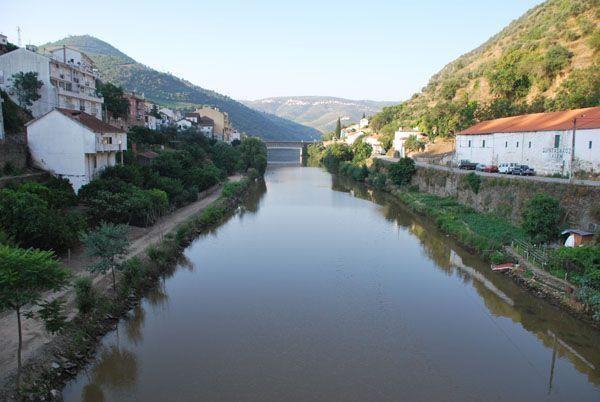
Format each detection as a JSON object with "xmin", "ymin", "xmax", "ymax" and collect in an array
[
  {"xmin": 137, "ymin": 150, "xmax": 159, "ymax": 166},
  {"xmin": 560, "ymin": 229, "xmax": 594, "ymax": 247}
]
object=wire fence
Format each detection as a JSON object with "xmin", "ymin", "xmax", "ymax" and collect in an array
[{"xmin": 511, "ymin": 238, "xmax": 549, "ymax": 269}]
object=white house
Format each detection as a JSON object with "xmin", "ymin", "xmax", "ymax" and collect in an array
[
  {"xmin": 455, "ymin": 106, "xmax": 600, "ymax": 176},
  {"xmin": 359, "ymin": 117, "xmax": 369, "ymax": 129},
  {"xmin": 344, "ymin": 131, "xmax": 364, "ymax": 145},
  {"xmin": 393, "ymin": 129, "xmax": 423, "ymax": 157},
  {"xmin": 0, "ymin": 46, "xmax": 104, "ymax": 119},
  {"xmin": 175, "ymin": 118, "xmax": 193, "ymax": 130},
  {"xmin": 364, "ymin": 136, "xmax": 384, "ymax": 155},
  {"xmin": 26, "ymin": 108, "xmax": 126, "ymax": 192},
  {"xmin": 228, "ymin": 129, "xmax": 241, "ymax": 143}
]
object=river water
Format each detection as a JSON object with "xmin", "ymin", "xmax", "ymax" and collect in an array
[{"xmin": 63, "ymin": 165, "xmax": 600, "ymax": 401}]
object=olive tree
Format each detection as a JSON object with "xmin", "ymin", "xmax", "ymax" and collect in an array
[
  {"xmin": 0, "ymin": 245, "xmax": 69, "ymax": 387},
  {"xmin": 10, "ymin": 72, "xmax": 43, "ymax": 110},
  {"xmin": 81, "ymin": 223, "xmax": 130, "ymax": 292}
]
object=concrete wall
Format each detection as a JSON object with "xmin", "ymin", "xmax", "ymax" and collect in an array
[
  {"xmin": 455, "ymin": 128, "xmax": 600, "ymax": 176},
  {"xmin": 0, "ymin": 48, "xmax": 58, "ymax": 118},
  {"xmin": 0, "ymin": 134, "xmax": 27, "ymax": 171},
  {"xmin": 411, "ymin": 165, "xmax": 600, "ymax": 231}
]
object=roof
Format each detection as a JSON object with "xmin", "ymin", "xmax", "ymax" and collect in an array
[
  {"xmin": 560, "ymin": 229, "xmax": 594, "ymax": 236},
  {"xmin": 27, "ymin": 108, "xmax": 124, "ymax": 133},
  {"xmin": 199, "ymin": 116, "xmax": 214, "ymax": 125},
  {"xmin": 458, "ymin": 106, "xmax": 600, "ymax": 136},
  {"xmin": 55, "ymin": 109, "xmax": 125, "ymax": 133},
  {"xmin": 138, "ymin": 150, "xmax": 159, "ymax": 159}
]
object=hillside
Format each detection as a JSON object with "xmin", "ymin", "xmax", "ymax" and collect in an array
[
  {"xmin": 371, "ymin": 0, "xmax": 600, "ymax": 142},
  {"xmin": 243, "ymin": 96, "xmax": 396, "ymax": 133},
  {"xmin": 39, "ymin": 36, "xmax": 321, "ymax": 141}
]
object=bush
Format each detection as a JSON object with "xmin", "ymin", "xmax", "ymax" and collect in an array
[
  {"xmin": 388, "ymin": 157, "xmax": 416, "ymax": 186},
  {"xmin": 74, "ymin": 277, "xmax": 97, "ymax": 315},
  {"xmin": 322, "ymin": 143, "xmax": 353, "ymax": 170},
  {"xmin": 549, "ymin": 246, "xmax": 600, "ymax": 288},
  {"xmin": 521, "ymin": 194, "xmax": 562, "ymax": 243},
  {"xmin": 462, "ymin": 172, "xmax": 481, "ymax": 194},
  {"xmin": 370, "ymin": 172, "xmax": 387, "ymax": 190},
  {"xmin": 239, "ymin": 137, "xmax": 268, "ymax": 175},
  {"xmin": 351, "ymin": 139, "xmax": 372, "ymax": 164},
  {"xmin": 0, "ymin": 188, "xmax": 85, "ymax": 252}
]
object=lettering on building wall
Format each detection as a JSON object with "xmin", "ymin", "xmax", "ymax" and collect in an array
[{"xmin": 542, "ymin": 147, "xmax": 571, "ymax": 159}]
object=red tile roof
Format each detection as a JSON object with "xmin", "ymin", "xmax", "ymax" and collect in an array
[
  {"xmin": 56, "ymin": 108, "xmax": 125, "ymax": 133},
  {"xmin": 458, "ymin": 106, "xmax": 600, "ymax": 136}
]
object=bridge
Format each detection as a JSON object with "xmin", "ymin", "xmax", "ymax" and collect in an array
[{"xmin": 264, "ymin": 140, "xmax": 317, "ymax": 163}]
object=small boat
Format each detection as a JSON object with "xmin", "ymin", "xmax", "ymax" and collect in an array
[{"xmin": 491, "ymin": 262, "xmax": 515, "ymax": 272}]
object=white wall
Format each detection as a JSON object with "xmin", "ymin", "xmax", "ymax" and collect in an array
[
  {"xmin": 0, "ymin": 49, "xmax": 58, "ymax": 118},
  {"xmin": 27, "ymin": 110, "xmax": 124, "ymax": 191},
  {"xmin": 455, "ymin": 128, "xmax": 600, "ymax": 175}
]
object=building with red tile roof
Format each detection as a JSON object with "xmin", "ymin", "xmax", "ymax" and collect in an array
[{"xmin": 455, "ymin": 107, "xmax": 600, "ymax": 176}]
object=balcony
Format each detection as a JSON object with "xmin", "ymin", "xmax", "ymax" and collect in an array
[
  {"xmin": 57, "ymin": 86, "xmax": 104, "ymax": 103},
  {"xmin": 96, "ymin": 135, "xmax": 126, "ymax": 153}
]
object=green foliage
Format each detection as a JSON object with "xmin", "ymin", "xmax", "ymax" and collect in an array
[
  {"xmin": 486, "ymin": 47, "xmax": 532, "ymax": 100},
  {"xmin": 239, "ymin": 137, "xmax": 268, "ymax": 175},
  {"xmin": 334, "ymin": 117, "xmax": 342, "ymax": 139},
  {"xmin": 551, "ymin": 64, "xmax": 600, "ymax": 110},
  {"xmin": 369, "ymin": 171, "xmax": 388, "ymax": 190},
  {"xmin": 10, "ymin": 71, "xmax": 43, "ymax": 109},
  {"xmin": 351, "ymin": 139, "xmax": 372, "ymax": 164},
  {"xmin": 211, "ymin": 142, "xmax": 241, "ymax": 175},
  {"xmin": 96, "ymin": 81, "xmax": 129, "ymax": 119},
  {"xmin": 339, "ymin": 162, "xmax": 369, "ymax": 181},
  {"xmin": 462, "ymin": 172, "xmax": 481, "ymax": 194},
  {"xmin": 404, "ymin": 134, "xmax": 426, "ymax": 152},
  {"xmin": 0, "ymin": 188, "xmax": 85, "ymax": 252},
  {"xmin": 221, "ymin": 181, "xmax": 246, "ymax": 199},
  {"xmin": 36, "ymin": 298, "xmax": 67, "ymax": 335},
  {"xmin": 74, "ymin": 277, "xmax": 97, "ymax": 315},
  {"xmin": 388, "ymin": 157, "xmax": 416, "ymax": 186},
  {"xmin": 521, "ymin": 194, "xmax": 562, "ymax": 243},
  {"xmin": 543, "ymin": 45, "xmax": 573, "ymax": 78},
  {"xmin": 321, "ymin": 143, "xmax": 353, "ymax": 170},
  {"xmin": 0, "ymin": 244, "xmax": 70, "ymax": 380},
  {"xmin": 81, "ymin": 223, "xmax": 130, "ymax": 291},
  {"xmin": 1, "ymin": 90, "xmax": 31, "ymax": 134}
]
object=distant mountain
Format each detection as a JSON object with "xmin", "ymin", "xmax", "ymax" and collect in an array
[
  {"xmin": 39, "ymin": 36, "xmax": 320, "ymax": 141},
  {"xmin": 243, "ymin": 96, "xmax": 397, "ymax": 133}
]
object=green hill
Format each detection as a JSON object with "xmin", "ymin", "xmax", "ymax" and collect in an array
[
  {"xmin": 243, "ymin": 96, "xmax": 396, "ymax": 133},
  {"xmin": 39, "ymin": 35, "xmax": 321, "ymax": 141},
  {"xmin": 371, "ymin": 0, "xmax": 600, "ymax": 141}
]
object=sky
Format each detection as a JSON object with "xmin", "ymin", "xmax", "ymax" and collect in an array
[{"xmin": 1, "ymin": 0, "xmax": 543, "ymax": 101}]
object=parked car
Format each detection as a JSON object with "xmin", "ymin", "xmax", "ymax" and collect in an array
[
  {"xmin": 458, "ymin": 160, "xmax": 477, "ymax": 170},
  {"xmin": 475, "ymin": 163, "xmax": 486, "ymax": 171},
  {"xmin": 482, "ymin": 164, "xmax": 499, "ymax": 173},
  {"xmin": 498, "ymin": 163, "xmax": 520, "ymax": 174},
  {"xmin": 512, "ymin": 165, "xmax": 535, "ymax": 176}
]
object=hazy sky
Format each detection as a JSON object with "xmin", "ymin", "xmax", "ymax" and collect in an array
[{"xmin": 1, "ymin": 0, "xmax": 542, "ymax": 101}]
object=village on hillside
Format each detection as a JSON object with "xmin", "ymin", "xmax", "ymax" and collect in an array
[{"xmin": 0, "ymin": 35, "xmax": 242, "ymax": 192}]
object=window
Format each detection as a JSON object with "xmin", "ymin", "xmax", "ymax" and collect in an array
[
  {"xmin": 468, "ymin": 140, "xmax": 471, "ymax": 147},
  {"xmin": 554, "ymin": 135, "xmax": 560, "ymax": 148},
  {"xmin": 528, "ymin": 141, "xmax": 531, "ymax": 148},
  {"xmin": 589, "ymin": 141, "xmax": 593, "ymax": 149},
  {"xmin": 482, "ymin": 140, "xmax": 486, "ymax": 148},
  {"xmin": 505, "ymin": 141, "xmax": 508, "ymax": 148},
  {"xmin": 92, "ymin": 155, "xmax": 97, "ymax": 169},
  {"xmin": 516, "ymin": 141, "xmax": 519, "ymax": 148}
]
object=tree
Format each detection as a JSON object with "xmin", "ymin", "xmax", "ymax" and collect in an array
[
  {"xmin": 239, "ymin": 137, "xmax": 267, "ymax": 175},
  {"xmin": 352, "ymin": 139, "xmax": 372, "ymax": 164},
  {"xmin": 522, "ymin": 194, "xmax": 562, "ymax": 243},
  {"xmin": 81, "ymin": 223, "xmax": 130, "ymax": 292},
  {"xmin": 10, "ymin": 72, "xmax": 43, "ymax": 110},
  {"xmin": 404, "ymin": 134, "xmax": 426, "ymax": 152},
  {"xmin": 96, "ymin": 81, "xmax": 129, "ymax": 119},
  {"xmin": 388, "ymin": 157, "xmax": 416, "ymax": 186},
  {"xmin": 0, "ymin": 245, "xmax": 69, "ymax": 388},
  {"xmin": 334, "ymin": 117, "xmax": 342, "ymax": 139}
]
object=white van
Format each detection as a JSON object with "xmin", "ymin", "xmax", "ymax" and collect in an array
[{"xmin": 498, "ymin": 163, "xmax": 520, "ymax": 174}]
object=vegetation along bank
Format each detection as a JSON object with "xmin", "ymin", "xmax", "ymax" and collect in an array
[{"xmin": 308, "ymin": 142, "xmax": 600, "ymax": 327}]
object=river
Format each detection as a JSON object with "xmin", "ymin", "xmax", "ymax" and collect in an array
[{"xmin": 63, "ymin": 165, "xmax": 600, "ymax": 401}]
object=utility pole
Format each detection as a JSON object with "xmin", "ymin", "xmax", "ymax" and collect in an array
[
  {"xmin": 569, "ymin": 115, "xmax": 583, "ymax": 183},
  {"xmin": 16, "ymin": 26, "xmax": 21, "ymax": 47}
]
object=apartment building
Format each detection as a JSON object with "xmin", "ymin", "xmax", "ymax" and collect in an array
[{"xmin": 0, "ymin": 45, "xmax": 104, "ymax": 119}]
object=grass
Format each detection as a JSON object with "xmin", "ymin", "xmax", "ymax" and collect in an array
[{"xmin": 392, "ymin": 190, "xmax": 526, "ymax": 258}]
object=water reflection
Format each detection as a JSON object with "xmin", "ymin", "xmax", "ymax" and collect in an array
[
  {"xmin": 333, "ymin": 173, "xmax": 600, "ymax": 388},
  {"xmin": 63, "ymin": 167, "xmax": 600, "ymax": 401}
]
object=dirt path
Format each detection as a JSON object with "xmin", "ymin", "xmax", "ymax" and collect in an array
[{"xmin": 0, "ymin": 176, "xmax": 241, "ymax": 381}]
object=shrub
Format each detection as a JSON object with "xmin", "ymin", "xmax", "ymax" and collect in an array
[
  {"xmin": 74, "ymin": 277, "xmax": 97, "ymax": 315},
  {"xmin": 521, "ymin": 194, "xmax": 562, "ymax": 243},
  {"xmin": 351, "ymin": 139, "xmax": 372, "ymax": 164},
  {"xmin": 388, "ymin": 157, "xmax": 416, "ymax": 186},
  {"xmin": 370, "ymin": 172, "xmax": 387, "ymax": 190},
  {"xmin": 239, "ymin": 137, "xmax": 268, "ymax": 175},
  {"xmin": 549, "ymin": 246, "xmax": 600, "ymax": 288},
  {"xmin": 463, "ymin": 172, "xmax": 481, "ymax": 194},
  {"xmin": 322, "ymin": 143, "xmax": 353, "ymax": 170}
]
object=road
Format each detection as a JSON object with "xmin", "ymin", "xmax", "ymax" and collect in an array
[{"xmin": 375, "ymin": 156, "xmax": 600, "ymax": 187}]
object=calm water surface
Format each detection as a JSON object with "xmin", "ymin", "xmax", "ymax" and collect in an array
[{"xmin": 63, "ymin": 166, "xmax": 600, "ymax": 401}]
